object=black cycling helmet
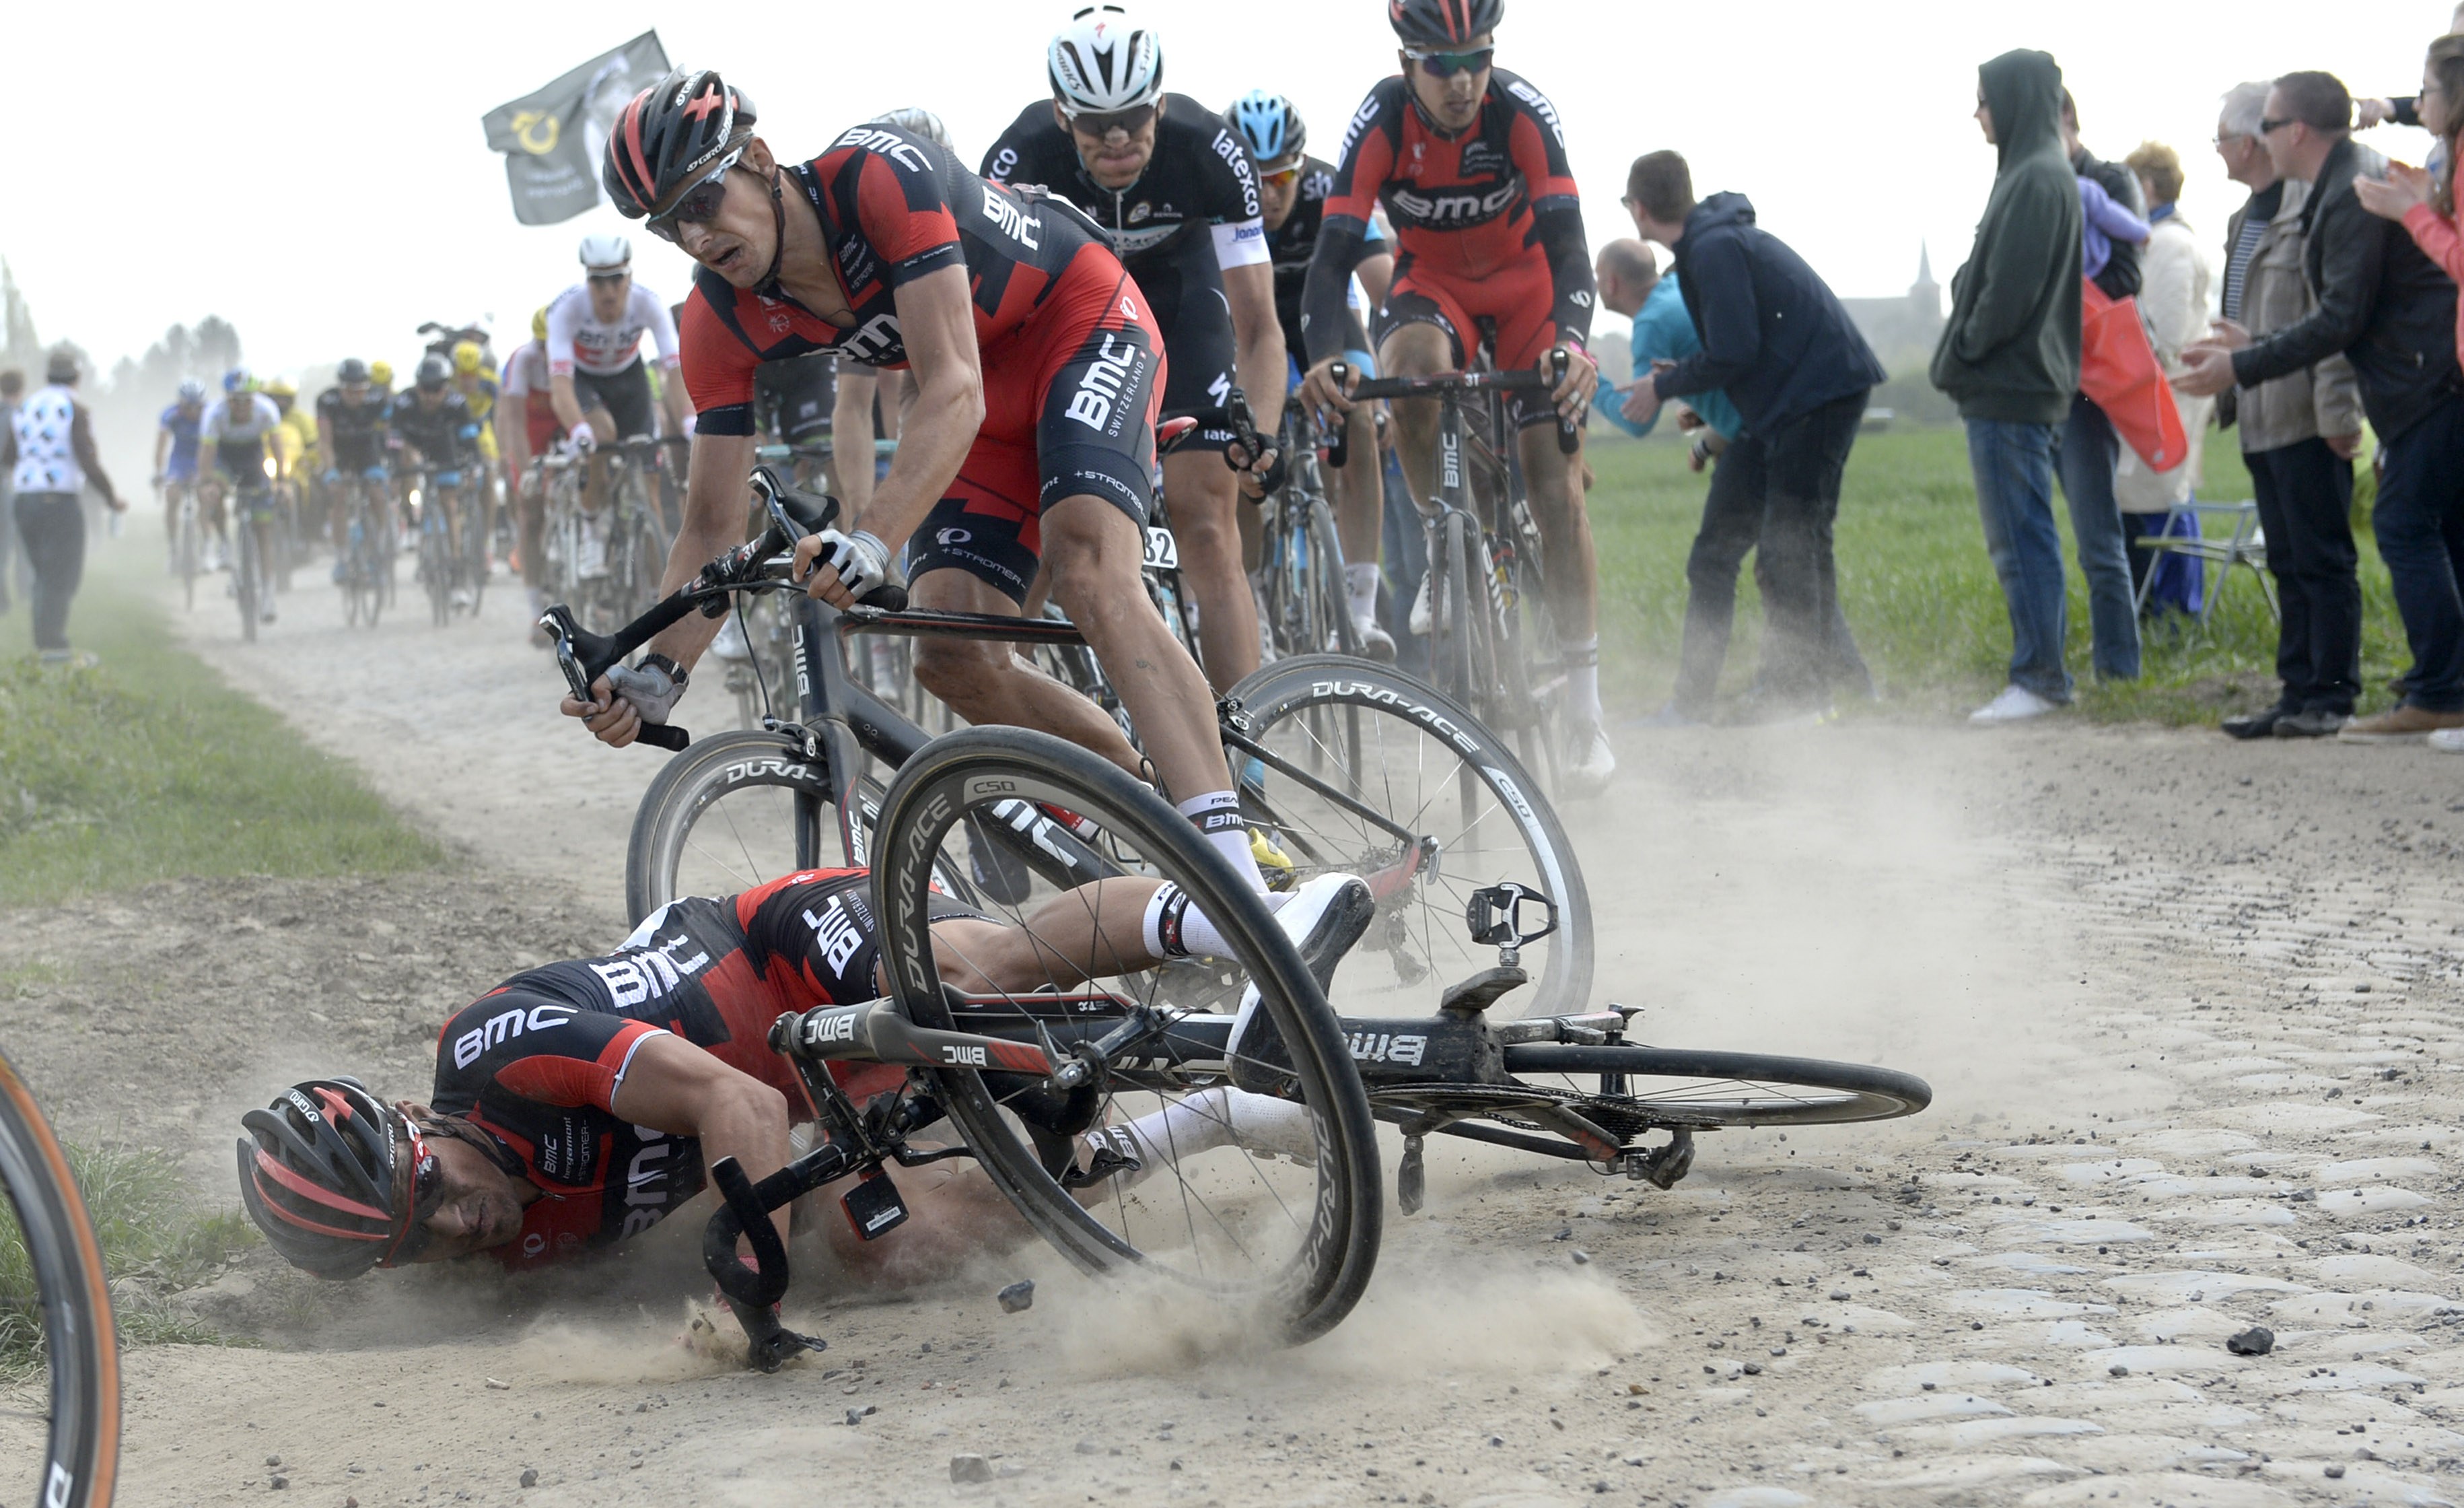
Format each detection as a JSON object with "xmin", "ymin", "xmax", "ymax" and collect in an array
[
  {"xmin": 413, "ymin": 353, "xmax": 452, "ymax": 391},
  {"xmin": 603, "ymin": 69, "xmax": 759, "ymax": 220},
  {"xmin": 236, "ymin": 1078, "xmax": 431, "ymax": 1280},
  {"xmin": 336, "ymin": 357, "xmax": 370, "ymax": 385},
  {"xmin": 1389, "ymin": 0, "xmax": 1502, "ymax": 45}
]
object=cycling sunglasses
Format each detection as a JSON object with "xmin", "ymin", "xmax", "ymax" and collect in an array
[
  {"xmin": 1065, "ymin": 104, "xmax": 1158, "ymax": 139},
  {"xmin": 1262, "ymin": 164, "xmax": 1303, "ymax": 188},
  {"xmin": 645, "ymin": 164, "xmax": 736, "ymax": 244},
  {"xmin": 378, "ymin": 1124, "xmax": 446, "ymax": 1266},
  {"xmin": 1405, "ymin": 46, "xmax": 1494, "ymax": 78}
]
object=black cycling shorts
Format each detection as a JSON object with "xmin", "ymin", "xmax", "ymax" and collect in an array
[
  {"xmin": 907, "ymin": 248, "xmax": 1163, "ymax": 605},
  {"xmin": 754, "ymin": 353, "xmax": 837, "ymax": 447},
  {"xmin": 1134, "ymin": 238, "xmax": 1239, "ymax": 454},
  {"xmin": 572, "ymin": 360, "xmax": 656, "ymax": 441}
]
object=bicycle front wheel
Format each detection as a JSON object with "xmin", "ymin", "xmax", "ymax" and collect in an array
[
  {"xmin": 872, "ymin": 728, "xmax": 1382, "ymax": 1345},
  {"xmin": 1229, "ymin": 654, "xmax": 1592, "ymax": 1019},
  {"xmin": 1498, "ymin": 1044, "xmax": 1933, "ymax": 1129},
  {"xmin": 624, "ymin": 727, "xmax": 877, "ymax": 925},
  {"xmin": 0, "ymin": 1052, "xmax": 120, "ymax": 1508}
]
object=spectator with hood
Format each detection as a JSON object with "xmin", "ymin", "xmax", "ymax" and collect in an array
[
  {"xmin": 2178, "ymin": 71, "xmax": 2464, "ymax": 745},
  {"xmin": 1620, "ymin": 151, "xmax": 1885, "ymax": 720},
  {"xmin": 1932, "ymin": 49, "xmax": 2086, "ymax": 724}
]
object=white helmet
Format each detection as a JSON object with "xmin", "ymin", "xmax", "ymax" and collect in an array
[
  {"xmin": 872, "ymin": 106, "xmax": 954, "ymax": 153},
  {"xmin": 1048, "ymin": 5, "xmax": 1163, "ymax": 116},
  {"xmin": 578, "ymin": 232, "xmax": 633, "ymax": 277}
]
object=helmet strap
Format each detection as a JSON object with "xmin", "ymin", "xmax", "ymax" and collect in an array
[{"xmin": 756, "ymin": 166, "xmax": 789, "ymax": 300}]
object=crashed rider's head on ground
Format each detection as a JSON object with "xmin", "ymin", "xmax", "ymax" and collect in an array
[{"xmin": 236, "ymin": 1078, "xmax": 535, "ymax": 1277}]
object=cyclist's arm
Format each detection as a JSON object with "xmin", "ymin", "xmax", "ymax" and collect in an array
[
  {"xmin": 1300, "ymin": 216, "xmax": 1373, "ymax": 368},
  {"xmin": 841, "ymin": 264, "xmax": 981, "ymax": 556},
  {"xmin": 153, "ymin": 426, "xmax": 170, "ymax": 479},
  {"xmin": 605, "ymin": 1032, "xmax": 793, "ymax": 1256},
  {"xmin": 1353, "ymin": 249, "xmax": 1395, "ymax": 319},
  {"xmin": 1224, "ymin": 258, "xmax": 1285, "ymax": 438},
  {"xmin": 549, "ymin": 374, "xmax": 586, "ymax": 434},
  {"xmin": 496, "ymin": 401, "xmax": 528, "ymax": 477},
  {"xmin": 544, "ymin": 300, "xmax": 588, "ymax": 434},
  {"xmin": 832, "ymin": 368, "xmax": 878, "ymax": 516}
]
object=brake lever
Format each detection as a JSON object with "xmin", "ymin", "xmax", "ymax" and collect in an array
[
  {"xmin": 540, "ymin": 601, "xmax": 690, "ymax": 752},
  {"xmin": 1325, "ymin": 362, "xmax": 1352, "ymax": 470}
]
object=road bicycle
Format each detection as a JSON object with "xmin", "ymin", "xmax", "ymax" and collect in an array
[
  {"xmin": 405, "ymin": 466, "xmax": 480, "ymax": 627},
  {"xmin": 551, "ymin": 467, "xmax": 1593, "ymax": 1021},
  {"xmin": 1335, "ymin": 360, "xmax": 1574, "ymax": 792},
  {"xmin": 162, "ymin": 479, "xmax": 203, "ymax": 612},
  {"xmin": 0, "ymin": 1050, "xmax": 120, "ymax": 1507},
  {"xmin": 217, "ymin": 477, "xmax": 275, "ymax": 644},
  {"xmin": 1238, "ymin": 391, "xmax": 1366, "ymax": 662},
  {"xmin": 335, "ymin": 471, "xmax": 394, "ymax": 629},
  {"xmin": 549, "ymin": 438, "xmax": 674, "ymax": 635}
]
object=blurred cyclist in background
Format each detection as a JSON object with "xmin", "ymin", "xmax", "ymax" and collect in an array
[{"xmin": 154, "ymin": 379, "xmax": 208, "ymax": 571}]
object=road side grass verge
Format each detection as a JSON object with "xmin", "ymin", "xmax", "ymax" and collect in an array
[
  {"xmin": 0, "ymin": 1141, "xmax": 260, "ymax": 1375},
  {"xmin": 0, "ymin": 560, "xmax": 443, "ymax": 904},
  {"xmin": 1587, "ymin": 425, "xmax": 2407, "ymax": 727}
]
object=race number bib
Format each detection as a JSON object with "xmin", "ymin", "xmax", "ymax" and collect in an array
[{"xmin": 1143, "ymin": 526, "xmax": 1179, "ymax": 570}]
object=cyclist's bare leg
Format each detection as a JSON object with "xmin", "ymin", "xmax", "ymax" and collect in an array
[
  {"xmin": 1516, "ymin": 424, "xmax": 1599, "ymax": 644},
  {"xmin": 517, "ymin": 479, "xmax": 547, "ymax": 590},
  {"xmin": 1160, "ymin": 449, "xmax": 1259, "ymax": 692},
  {"xmin": 201, "ymin": 479, "xmax": 230, "ymax": 545},
  {"xmin": 580, "ymin": 403, "xmax": 619, "ymax": 514},
  {"xmin": 1375, "ymin": 322, "xmax": 1455, "ymax": 516},
  {"xmin": 1333, "ymin": 403, "xmax": 1384, "ymax": 563},
  {"xmin": 1040, "ymin": 493, "xmax": 1234, "ymax": 804},
  {"xmin": 909, "ymin": 566, "xmax": 1148, "ymax": 778}
]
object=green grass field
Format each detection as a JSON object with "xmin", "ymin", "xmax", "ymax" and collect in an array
[
  {"xmin": 0, "ymin": 547, "xmax": 441, "ymax": 905},
  {"xmin": 1586, "ymin": 424, "xmax": 2405, "ymax": 726}
]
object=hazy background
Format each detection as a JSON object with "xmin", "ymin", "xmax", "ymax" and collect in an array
[{"xmin": 1, "ymin": 0, "xmax": 2447, "ymax": 380}]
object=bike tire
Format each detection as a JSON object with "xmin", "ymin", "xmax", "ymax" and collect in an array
[
  {"xmin": 423, "ymin": 518, "xmax": 450, "ymax": 627},
  {"xmin": 623, "ymin": 727, "xmax": 874, "ymax": 926},
  {"xmin": 1305, "ymin": 499, "xmax": 1360, "ymax": 659},
  {"xmin": 236, "ymin": 526, "xmax": 259, "ymax": 644},
  {"xmin": 178, "ymin": 506, "xmax": 199, "ymax": 613},
  {"xmin": 1498, "ymin": 1044, "xmax": 1933, "ymax": 1129},
  {"xmin": 0, "ymin": 1051, "xmax": 120, "ymax": 1508},
  {"xmin": 1226, "ymin": 654, "xmax": 1593, "ymax": 1020},
  {"xmin": 873, "ymin": 727, "xmax": 1381, "ymax": 1345}
]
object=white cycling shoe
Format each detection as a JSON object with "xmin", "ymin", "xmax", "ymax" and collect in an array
[
  {"xmin": 1225, "ymin": 872, "xmax": 1375, "ymax": 1094},
  {"xmin": 1561, "ymin": 720, "xmax": 1616, "ymax": 798},
  {"xmin": 1407, "ymin": 570, "xmax": 1437, "ymax": 637},
  {"xmin": 710, "ymin": 613, "xmax": 752, "ymax": 661},
  {"xmin": 1353, "ymin": 615, "xmax": 1397, "ymax": 661}
]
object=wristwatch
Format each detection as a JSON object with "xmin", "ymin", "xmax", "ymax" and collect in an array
[{"xmin": 641, "ymin": 652, "xmax": 690, "ymax": 691}]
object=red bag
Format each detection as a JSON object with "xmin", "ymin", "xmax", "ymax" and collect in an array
[{"xmin": 2080, "ymin": 277, "xmax": 2190, "ymax": 471}]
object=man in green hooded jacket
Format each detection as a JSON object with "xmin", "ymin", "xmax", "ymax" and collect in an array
[{"xmin": 1932, "ymin": 48, "xmax": 2087, "ymax": 724}]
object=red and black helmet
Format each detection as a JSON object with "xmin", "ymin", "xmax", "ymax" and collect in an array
[
  {"xmin": 603, "ymin": 69, "xmax": 759, "ymax": 221},
  {"xmin": 1388, "ymin": 0, "xmax": 1502, "ymax": 45},
  {"xmin": 236, "ymin": 1078, "xmax": 433, "ymax": 1279}
]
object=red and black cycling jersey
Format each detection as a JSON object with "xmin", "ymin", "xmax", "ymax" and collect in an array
[
  {"xmin": 1300, "ymin": 70, "xmax": 1593, "ymax": 365},
  {"xmin": 680, "ymin": 122, "xmax": 1115, "ymax": 437},
  {"xmin": 426, "ymin": 868, "xmax": 966, "ymax": 1272}
]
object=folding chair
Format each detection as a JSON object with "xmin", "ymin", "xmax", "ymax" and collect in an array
[{"xmin": 2132, "ymin": 499, "xmax": 2278, "ymax": 625}]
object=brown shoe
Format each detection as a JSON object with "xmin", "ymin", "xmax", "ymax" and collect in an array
[{"xmin": 2336, "ymin": 705, "xmax": 2464, "ymax": 743}]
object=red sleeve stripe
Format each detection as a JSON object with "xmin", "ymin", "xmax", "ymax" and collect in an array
[
  {"xmin": 493, "ymin": 1023, "xmax": 666, "ymax": 1109},
  {"xmin": 250, "ymin": 1148, "xmax": 389, "ymax": 1225}
]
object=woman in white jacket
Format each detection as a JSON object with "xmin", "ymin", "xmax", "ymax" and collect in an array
[{"xmin": 2119, "ymin": 141, "xmax": 2215, "ymax": 613}]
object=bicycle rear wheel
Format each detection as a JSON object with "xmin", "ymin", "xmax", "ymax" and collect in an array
[
  {"xmin": 1227, "ymin": 654, "xmax": 1592, "ymax": 1019},
  {"xmin": 873, "ymin": 728, "xmax": 1381, "ymax": 1344},
  {"xmin": 1495, "ymin": 1045, "xmax": 1932, "ymax": 1129},
  {"xmin": 0, "ymin": 1051, "xmax": 120, "ymax": 1508}
]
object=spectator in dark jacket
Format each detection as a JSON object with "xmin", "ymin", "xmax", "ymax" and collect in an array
[
  {"xmin": 2056, "ymin": 92, "xmax": 2149, "ymax": 685},
  {"xmin": 2179, "ymin": 71, "xmax": 2464, "ymax": 743},
  {"xmin": 1932, "ymin": 48, "xmax": 2087, "ymax": 724},
  {"xmin": 1621, "ymin": 151, "xmax": 1885, "ymax": 716}
]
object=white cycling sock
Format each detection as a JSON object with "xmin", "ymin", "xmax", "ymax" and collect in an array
[
  {"xmin": 1084, "ymin": 1088, "xmax": 1316, "ymax": 1187},
  {"xmin": 1565, "ymin": 637, "xmax": 1603, "ymax": 727},
  {"xmin": 1177, "ymin": 790, "xmax": 1267, "ymax": 892},
  {"xmin": 1142, "ymin": 882, "xmax": 1294, "ymax": 962},
  {"xmin": 1345, "ymin": 562, "xmax": 1380, "ymax": 623}
]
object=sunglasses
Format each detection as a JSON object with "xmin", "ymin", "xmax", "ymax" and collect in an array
[
  {"xmin": 2257, "ymin": 116, "xmax": 2297, "ymax": 135},
  {"xmin": 378, "ymin": 1124, "xmax": 446, "ymax": 1266},
  {"xmin": 645, "ymin": 162, "xmax": 738, "ymax": 244},
  {"xmin": 1065, "ymin": 104, "xmax": 1157, "ymax": 139},
  {"xmin": 1262, "ymin": 164, "xmax": 1302, "ymax": 188},
  {"xmin": 1405, "ymin": 46, "xmax": 1494, "ymax": 78}
]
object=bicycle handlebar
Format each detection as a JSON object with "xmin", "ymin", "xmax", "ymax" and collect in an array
[{"xmin": 1325, "ymin": 349, "xmax": 1580, "ymax": 466}]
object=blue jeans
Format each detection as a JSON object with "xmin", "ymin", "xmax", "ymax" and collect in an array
[
  {"xmin": 2055, "ymin": 394, "xmax": 2142, "ymax": 679},
  {"xmin": 1967, "ymin": 419, "xmax": 2071, "ymax": 702},
  {"xmin": 2373, "ymin": 395, "xmax": 2464, "ymax": 713}
]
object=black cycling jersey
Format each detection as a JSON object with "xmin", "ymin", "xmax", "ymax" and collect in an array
[
  {"xmin": 429, "ymin": 869, "xmax": 981, "ymax": 1272},
  {"xmin": 315, "ymin": 388, "xmax": 390, "ymax": 472},
  {"xmin": 386, "ymin": 391, "xmax": 479, "ymax": 471},
  {"xmin": 1269, "ymin": 156, "xmax": 1386, "ymax": 363}
]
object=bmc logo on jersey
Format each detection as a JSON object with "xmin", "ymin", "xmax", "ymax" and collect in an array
[
  {"xmin": 590, "ymin": 933, "xmax": 713, "ymax": 1008},
  {"xmin": 617, "ymin": 1133, "xmax": 679, "ymax": 1239},
  {"xmin": 1504, "ymin": 80, "xmax": 1567, "ymax": 148},
  {"xmin": 833, "ymin": 127, "xmax": 929, "ymax": 174},
  {"xmin": 1392, "ymin": 180, "xmax": 1521, "ymax": 225},
  {"xmin": 452, "ymin": 1002, "xmax": 577, "ymax": 1070},
  {"xmin": 801, "ymin": 897, "xmax": 867, "ymax": 977},
  {"xmin": 978, "ymin": 185, "xmax": 1041, "ymax": 251},
  {"xmin": 1065, "ymin": 335, "xmax": 1144, "ymax": 434},
  {"xmin": 837, "ymin": 312, "xmax": 905, "ymax": 365}
]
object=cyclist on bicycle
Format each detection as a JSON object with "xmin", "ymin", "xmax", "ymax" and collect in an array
[
  {"xmin": 153, "ymin": 380, "xmax": 207, "ymax": 570},
  {"xmin": 574, "ymin": 69, "xmax": 1280, "ymax": 893},
  {"xmin": 545, "ymin": 235, "xmax": 690, "ymax": 505},
  {"xmin": 317, "ymin": 358, "xmax": 392, "ymax": 583},
  {"xmin": 1296, "ymin": 0, "xmax": 1613, "ymax": 794},
  {"xmin": 390, "ymin": 355, "xmax": 484, "ymax": 610},
  {"xmin": 201, "ymin": 369, "xmax": 285, "ymax": 622},
  {"xmin": 236, "ymin": 867, "xmax": 1368, "ymax": 1285},
  {"xmin": 499, "ymin": 309, "xmax": 565, "ymax": 633},
  {"xmin": 981, "ymin": 5, "xmax": 1283, "ymax": 693},
  {"xmin": 1228, "ymin": 89, "xmax": 1397, "ymax": 660}
]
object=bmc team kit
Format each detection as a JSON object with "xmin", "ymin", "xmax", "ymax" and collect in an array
[{"xmin": 539, "ymin": 465, "xmax": 1932, "ymax": 1366}]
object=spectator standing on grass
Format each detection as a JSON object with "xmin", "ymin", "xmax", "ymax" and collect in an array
[
  {"xmin": 1, "ymin": 350, "xmax": 125, "ymax": 665},
  {"xmin": 2115, "ymin": 141, "xmax": 2214, "ymax": 606},
  {"xmin": 2356, "ymin": 33, "xmax": 2464, "ymax": 755},
  {"xmin": 2177, "ymin": 71, "xmax": 2464, "ymax": 746},
  {"xmin": 1619, "ymin": 151, "xmax": 1884, "ymax": 720},
  {"xmin": 2206, "ymin": 83, "xmax": 2367, "ymax": 742},
  {"xmin": 2056, "ymin": 92, "xmax": 2149, "ymax": 685},
  {"xmin": 1932, "ymin": 49, "xmax": 2086, "ymax": 725},
  {"xmin": 0, "ymin": 368, "xmax": 20, "ymax": 616}
]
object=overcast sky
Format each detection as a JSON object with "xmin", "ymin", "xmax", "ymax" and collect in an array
[{"xmin": 4, "ymin": 1, "xmax": 2446, "ymax": 380}]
